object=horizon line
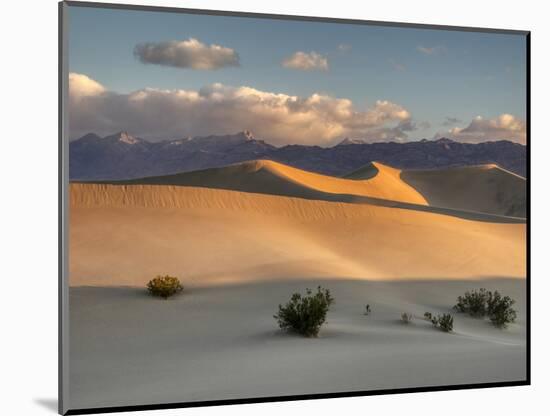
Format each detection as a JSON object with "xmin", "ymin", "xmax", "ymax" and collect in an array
[{"xmin": 70, "ymin": 130, "xmax": 527, "ymax": 148}]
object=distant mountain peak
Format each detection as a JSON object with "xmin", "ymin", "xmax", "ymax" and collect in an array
[
  {"xmin": 238, "ymin": 130, "xmax": 254, "ymax": 141},
  {"xmin": 75, "ymin": 132, "xmax": 101, "ymax": 142},
  {"xmin": 119, "ymin": 131, "xmax": 139, "ymax": 144},
  {"xmin": 69, "ymin": 131, "xmax": 526, "ymax": 181},
  {"xmin": 105, "ymin": 131, "xmax": 140, "ymax": 145},
  {"xmin": 168, "ymin": 137, "xmax": 192, "ymax": 145},
  {"xmin": 337, "ymin": 138, "xmax": 367, "ymax": 146},
  {"xmin": 434, "ymin": 137, "xmax": 455, "ymax": 144}
]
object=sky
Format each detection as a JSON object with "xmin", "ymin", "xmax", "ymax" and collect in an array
[{"xmin": 67, "ymin": 5, "xmax": 527, "ymax": 146}]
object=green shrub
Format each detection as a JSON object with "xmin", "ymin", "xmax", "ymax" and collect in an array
[
  {"xmin": 454, "ymin": 288, "xmax": 490, "ymax": 317},
  {"xmin": 437, "ymin": 314, "xmax": 454, "ymax": 332},
  {"xmin": 431, "ymin": 313, "xmax": 454, "ymax": 332},
  {"xmin": 274, "ymin": 286, "xmax": 334, "ymax": 337},
  {"xmin": 454, "ymin": 288, "xmax": 517, "ymax": 329},
  {"xmin": 147, "ymin": 275, "xmax": 183, "ymax": 299},
  {"xmin": 424, "ymin": 312, "xmax": 433, "ymax": 321},
  {"xmin": 401, "ymin": 312, "xmax": 413, "ymax": 323},
  {"xmin": 487, "ymin": 291, "xmax": 517, "ymax": 328}
]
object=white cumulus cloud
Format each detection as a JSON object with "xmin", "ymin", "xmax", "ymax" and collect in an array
[
  {"xmin": 68, "ymin": 73, "xmax": 415, "ymax": 146},
  {"xmin": 416, "ymin": 45, "xmax": 446, "ymax": 55},
  {"xmin": 134, "ymin": 38, "xmax": 240, "ymax": 70},
  {"xmin": 435, "ymin": 114, "xmax": 526, "ymax": 144},
  {"xmin": 282, "ymin": 51, "xmax": 329, "ymax": 71},
  {"xmin": 337, "ymin": 44, "xmax": 352, "ymax": 52},
  {"xmin": 69, "ymin": 73, "xmax": 106, "ymax": 99}
]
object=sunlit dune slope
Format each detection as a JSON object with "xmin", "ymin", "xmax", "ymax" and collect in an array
[
  {"xmin": 70, "ymin": 183, "xmax": 526, "ymax": 287},
  {"xmin": 400, "ymin": 164, "xmax": 526, "ymax": 218},
  {"xmin": 102, "ymin": 159, "xmax": 428, "ymax": 206}
]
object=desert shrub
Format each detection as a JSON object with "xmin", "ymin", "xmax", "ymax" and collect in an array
[
  {"xmin": 431, "ymin": 313, "xmax": 454, "ymax": 332},
  {"xmin": 364, "ymin": 304, "xmax": 371, "ymax": 316},
  {"xmin": 274, "ymin": 286, "xmax": 334, "ymax": 337},
  {"xmin": 146, "ymin": 275, "xmax": 183, "ymax": 299},
  {"xmin": 487, "ymin": 291, "xmax": 517, "ymax": 328},
  {"xmin": 437, "ymin": 314, "xmax": 454, "ymax": 332},
  {"xmin": 454, "ymin": 288, "xmax": 518, "ymax": 329},
  {"xmin": 401, "ymin": 312, "xmax": 413, "ymax": 323},
  {"xmin": 454, "ymin": 288, "xmax": 491, "ymax": 317},
  {"xmin": 424, "ymin": 312, "xmax": 433, "ymax": 321}
]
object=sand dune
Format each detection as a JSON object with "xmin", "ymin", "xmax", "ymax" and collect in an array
[
  {"xmin": 103, "ymin": 159, "xmax": 428, "ymax": 206},
  {"xmin": 69, "ymin": 162, "xmax": 527, "ymax": 409},
  {"xmin": 70, "ymin": 183, "xmax": 525, "ymax": 287},
  {"xmin": 401, "ymin": 164, "xmax": 526, "ymax": 217},
  {"xmin": 99, "ymin": 159, "xmax": 526, "ymax": 219}
]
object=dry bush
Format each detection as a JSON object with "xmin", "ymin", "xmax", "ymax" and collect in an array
[
  {"xmin": 401, "ymin": 312, "xmax": 413, "ymax": 323},
  {"xmin": 147, "ymin": 275, "xmax": 183, "ymax": 299}
]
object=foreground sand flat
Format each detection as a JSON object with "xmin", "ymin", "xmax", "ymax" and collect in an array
[{"xmin": 70, "ymin": 279, "xmax": 526, "ymax": 409}]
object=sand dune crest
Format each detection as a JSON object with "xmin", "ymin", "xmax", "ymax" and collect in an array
[{"xmin": 101, "ymin": 159, "xmax": 428, "ymax": 206}]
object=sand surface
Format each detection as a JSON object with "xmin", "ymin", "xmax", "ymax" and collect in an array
[
  {"xmin": 101, "ymin": 160, "xmax": 428, "ymax": 205},
  {"xmin": 69, "ymin": 184, "xmax": 525, "ymax": 287},
  {"xmin": 68, "ymin": 160, "xmax": 527, "ymax": 410},
  {"xmin": 401, "ymin": 164, "xmax": 526, "ymax": 217},
  {"xmin": 69, "ymin": 279, "xmax": 526, "ymax": 410},
  {"xmin": 94, "ymin": 160, "xmax": 526, "ymax": 219}
]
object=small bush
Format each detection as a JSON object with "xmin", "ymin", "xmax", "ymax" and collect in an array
[
  {"xmin": 454, "ymin": 288, "xmax": 517, "ymax": 329},
  {"xmin": 364, "ymin": 304, "xmax": 371, "ymax": 316},
  {"xmin": 437, "ymin": 314, "xmax": 454, "ymax": 332},
  {"xmin": 424, "ymin": 312, "xmax": 433, "ymax": 321},
  {"xmin": 147, "ymin": 275, "xmax": 183, "ymax": 299},
  {"xmin": 487, "ymin": 291, "xmax": 517, "ymax": 328},
  {"xmin": 274, "ymin": 286, "xmax": 334, "ymax": 337},
  {"xmin": 431, "ymin": 313, "xmax": 454, "ymax": 332},
  {"xmin": 401, "ymin": 312, "xmax": 413, "ymax": 323},
  {"xmin": 454, "ymin": 288, "xmax": 490, "ymax": 317}
]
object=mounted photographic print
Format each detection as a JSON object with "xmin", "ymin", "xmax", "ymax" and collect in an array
[{"xmin": 59, "ymin": 1, "xmax": 530, "ymax": 414}]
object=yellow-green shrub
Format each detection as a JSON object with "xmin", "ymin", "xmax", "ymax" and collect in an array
[{"xmin": 147, "ymin": 275, "xmax": 183, "ymax": 299}]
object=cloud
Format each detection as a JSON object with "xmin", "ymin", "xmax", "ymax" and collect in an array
[
  {"xmin": 338, "ymin": 44, "xmax": 352, "ymax": 52},
  {"xmin": 68, "ymin": 73, "xmax": 414, "ymax": 146},
  {"xmin": 416, "ymin": 45, "xmax": 446, "ymax": 55},
  {"xmin": 435, "ymin": 114, "xmax": 526, "ymax": 144},
  {"xmin": 364, "ymin": 119, "xmax": 418, "ymax": 143},
  {"xmin": 282, "ymin": 51, "xmax": 329, "ymax": 71},
  {"xmin": 134, "ymin": 38, "xmax": 240, "ymax": 70},
  {"xmin": 418, "ymin": 121, "xmax": 431, "ymax": 130},
  {"xmin": 69, "ymin": 73, "xmax": 106, "ymax": 98},
  {"xmin": 389, "ymin": 59, "xmax": 406, "ymax": 72},
  {"xmin": 442, "ymin": 117, "xmax": 462, "ymax": 126}
]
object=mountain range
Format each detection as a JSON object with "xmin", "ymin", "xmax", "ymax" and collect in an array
[{"xmin": 69, "ymin": 130, "xmax": 527, "ymax": 180}]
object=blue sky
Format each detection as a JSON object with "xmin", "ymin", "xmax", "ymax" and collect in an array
[{"xmin": 67, "ymin": 5, "xmax": 527, "ymax": 145}]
